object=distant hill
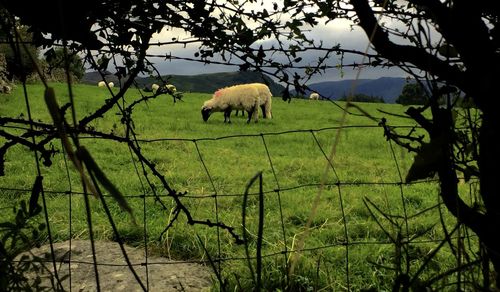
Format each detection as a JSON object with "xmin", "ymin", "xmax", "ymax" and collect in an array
[
  {"xmin": 305, "ymin": 77, "xmax": 410, "ymax": 103},
  {"xmin": 137, "ymin": 71, "xmax": 285, "ymax": 96},
  {"xmin": 81, "ymin": 71, "xmax": 285, "ymax": 96},
  {"xmin": 81, "ymin": 71, "xmax": 409, "ymax": 103}
]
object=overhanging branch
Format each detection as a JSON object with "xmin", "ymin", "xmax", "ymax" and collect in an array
[{"xmin": 349, "ymin": 0, "xmax": 465, "ymax": 87}]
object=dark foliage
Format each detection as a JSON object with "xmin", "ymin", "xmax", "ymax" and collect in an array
[
  {"xmin": 45, "ymin": 48, "xmax": 85, "ymax": 80},
  {"xmin": 395, "ymin": 83, "xmax": 427, "ymax": 105},
  {"xmin": 1, "ymin": 0, "xmax": 499, "ymax": 290}
]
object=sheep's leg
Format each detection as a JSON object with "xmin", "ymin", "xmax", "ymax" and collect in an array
[
  {"xmin": 267, "ymin": 104, "xmax": 272, "ymax": 119},
  {"xmin": 255, "ymin": 104, "xmax": 260, "ymax": 122},
  {"xmin": 251, "ymin": 104, "xmax": 259, "ymax": 123},
  {"xmin": 224, "ymin": 108, "xmax": 232, "ymax": 123},
  {"xmin": 246, "ymin": 109, "xmax": 254, "ymax": 123},
  {"xmin": 260, "ymin": 105, "xmax": 267, "ymax": 118},
  {"xmin": 264, "ymin": 100, "xmax": 272, "ymax": 119}
]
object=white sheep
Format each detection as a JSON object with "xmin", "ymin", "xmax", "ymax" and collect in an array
[
  {"xmin": 249, "ymin": 83, "xmax": 272, "ymax": 119},
  {"xmin": 151, "ymin": 83, "xmax": 176, "ymax": 94},
  {"xmin": 234, "ymin": 83, "xmax": 273, "ymax": 119},
  {"xmin": 97, "ymin": 81, "xmax": 106, "ymax": 87},
  {"xmin": 309, "ymin": 92, "xmax": 319, "ymax": 100},
  {"xmin": 165, "ymin": 84, "xmax": 176, "ymax": 93},
  {"xmin": 201, "ymin": 83, "xmax": 261, "ymax": 123},
  {"xmin": 108, "ymin": 82, "xmax": 114, "ymax": 88}
]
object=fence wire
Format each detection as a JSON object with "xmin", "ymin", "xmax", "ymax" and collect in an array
[{"xmin": 0, "ymin": 121, "xmax": 482, "ymax": 291}]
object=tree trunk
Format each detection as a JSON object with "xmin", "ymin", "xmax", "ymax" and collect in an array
[
  {"xmin": 349, "ymin": 0, "xmax": 500, "ymax": 286},
  {"xmin": 478, "ymin": 112, "xmax": 500, "ymax": 286}
]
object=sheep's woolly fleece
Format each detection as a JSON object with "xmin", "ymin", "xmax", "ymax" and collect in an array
[
  {"xmin": 166, "ymin": 84, "xmax": 177, "ymax": 92},
  {"xmin": 248, "ymin": 83, "xmax": 272, "ymax": 118},
  {"xmin": 202, "ymin": 83, "xmax": 261, "ymax": 123},
  {"xmin": 97, "ymin": 81, "xmax": 114, "ymax": 88},
  {"xmin": 152, "ymin": 83, "xmax": 176, "ymax": 93},
  {"xmin": 309, "ymin": 92, "xmax": 319, "ymax": 100}
]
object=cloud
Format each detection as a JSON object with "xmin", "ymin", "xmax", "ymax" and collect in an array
[{"xmin": 144, "ymin": 10, "xmax": 407, "ymax": 85}]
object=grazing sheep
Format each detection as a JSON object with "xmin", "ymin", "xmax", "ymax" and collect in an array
[
  {"xmin": 108, "ymin": 82, "xmax": 114, "ymax": 88},
  {"xmin": 234, "ymin": 83, "xmax": 273, "ymax": 119},
  {"xmin": 165, "ymin": 84, "xmax": 177, "ymax": 93},
  {"xmin": 151, "ymin": 83, "xmax": 176, "ymax": 94},
  {"xmin": 201, "ymin": 83, "xmax": 261, "ymax": 123},
  {"xmin": 97, "ymin": 81, "xmax": 106, "ymax": 87},
  {"xmin": 309, "ymin": 92, "xmax": 319, "ymax": 100},
  {"xmin": 249, "ymin": 83, "xmax": 272, "ymax": 119}
]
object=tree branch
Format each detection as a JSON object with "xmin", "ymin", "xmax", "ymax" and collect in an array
[{"xmin": 349, "ymin": 0, "xmax": 466, "ymax": 87}]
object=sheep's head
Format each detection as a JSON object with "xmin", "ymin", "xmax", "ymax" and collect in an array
[{"xmin": 201, "ymin": 106, "xmax": 212, "ymax": 122}]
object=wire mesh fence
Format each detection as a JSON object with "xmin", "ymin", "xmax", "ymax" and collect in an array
[
  {"xmin": 0, "ymin": 121, "xmax": 482, "ymax": 291},
  {"xmin": 0, "ymin": 2, "xmax": 491, "ymax": 288}
]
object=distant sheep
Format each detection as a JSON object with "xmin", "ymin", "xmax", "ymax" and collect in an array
[
  {"xmin": 98, "ymin": 81, "xmax": 114, "ymax": 88},
  {"xmin": 309, "ymin": 92, "xmax": 320, "ymax": 100},
  {"xmin": 165, "ymin": 84, "xmax": 177, "ymax": 93},
  {"xmin": 151, "ymin": 83, "xmax": 176, "ymax": 94},
  {"xmin": 201, "ymin": 83, "xmax": 260, "ymax": 123}
]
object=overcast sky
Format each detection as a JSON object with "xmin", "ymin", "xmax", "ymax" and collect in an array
[{"xmin": 143, "ymin": 6, "xmax": 408, "ymax": 85}]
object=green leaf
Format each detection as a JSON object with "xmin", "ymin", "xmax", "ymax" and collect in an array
[
  {"xmin": 98, "ymin": 56, "xmax": 110, "ymax": 71},
  {"xmin": 44, "ymin": 87, "xmax": 63, "ymax": 128},
  {"xmin": 0, "ymin": 241, "xmax": 7, "ymax": 257},
  {"xmin": 78, "ymin": 146, "xmax": 134, "ymax": 219},
  {"xmin": 257, "ymin": 45, "xmax": 266, "ymax": 60},
  {"xmin": 282, "ymin": 87, "xmax": 291, "ymax": 102},
  {"xmin": 405, "ymin": 139, "xmax": 443, "ymax": 183},
  {"xmin": 15, "ymin": 209, "xmax": 25, "ymax": 227},
  {"xmin": 462, "ymin": 165, "xmax": 479, "ymax": 182},
  {"xmin": 0, "ymin": 222, "xmax": 17, "ymax": 229},
  {"xmin": 43, "ymin": 48, "xmax": 56, "ymax": 63},
  {"xmin": 437, "ymin": 43, "xmax": 459, "ymax": 58},
  {"xmin": 29, "ymin": 176, "xmax": 43, "ymax": 216}
]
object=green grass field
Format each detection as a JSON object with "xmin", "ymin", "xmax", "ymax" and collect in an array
[{"xmin": 0, "ymin": 83, "xmax": 477, "ymax": 290}]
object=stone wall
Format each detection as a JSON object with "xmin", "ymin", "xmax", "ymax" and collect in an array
[{"xmin": 0, "ymin": 53, "xmax": 13, "ymax": 94}]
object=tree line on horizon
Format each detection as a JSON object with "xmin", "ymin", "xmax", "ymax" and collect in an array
[{"xmin": 0, "ymin": 25, "xmax": 84, "ymax": 83}]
